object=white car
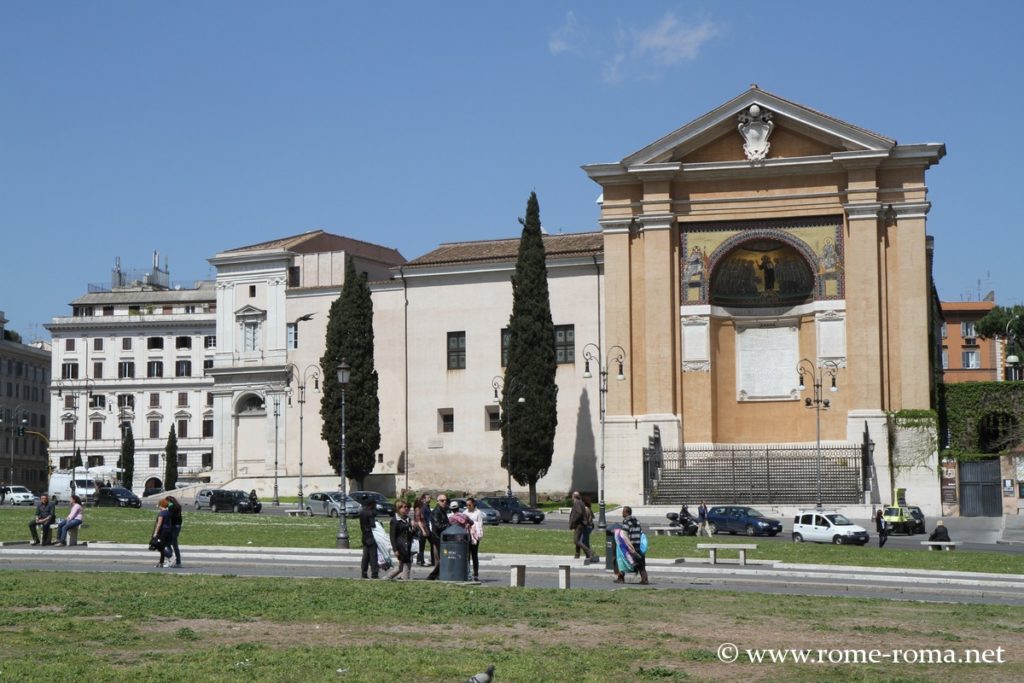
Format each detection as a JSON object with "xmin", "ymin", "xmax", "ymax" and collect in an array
[
  {"xmin": 6, "ymin": 486, "xmax": 39, "ymax": 506},
  {"xmin": 792, "ymin": 510, "xmax": 870, "ymax": 545}
]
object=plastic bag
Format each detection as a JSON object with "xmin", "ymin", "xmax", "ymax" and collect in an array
[{"xmin": 639, "ymin": 532, "xmax": 649, "ymax": 555}]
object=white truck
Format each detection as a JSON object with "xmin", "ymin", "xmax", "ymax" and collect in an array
[{"xmin": 49, "ymin": 469, "xmax": 110, "ymax": 504}]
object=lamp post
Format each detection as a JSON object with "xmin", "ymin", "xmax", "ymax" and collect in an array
[
  {"xmin": 1006, "ymin": 315, "xmax": 1021, "ymax": 382},
  {"xmin": 582, "ymin": 343, "xmax": 625, "ymax": 530},
  {"xmin": 272, "ymin": 396, "xmax": 280, "ymax": 506},
  {"xmin": 491, "ymin": 375, "xmax": 525, "ymax": 499},
  {"xmin": 797, "ymin": 358, "xmax": 839, "ymax": 511},
  {"xmin": 56, "ymin": 378, "xmax": 95, "ymax": 495},
  {"xmin": 0, "ymin": 408, "xmax": 28, "ymax": 486},
  {"xmin": 336, "ymin": 359, "xmax": 351, "ymax": 549},
  {"xmin": 286, "ymin": 363, "xmax": 321, "ymax": 511}
]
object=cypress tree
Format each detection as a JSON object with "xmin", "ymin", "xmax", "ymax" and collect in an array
[
  {"xmin": 504, "ymin": 191, "xmax": 558, "ymax": 506},
  {"xmin": 164, "ymin": 426, "xmax": 178, "ymax": 491},
  {"xmin": 320, "ymin": 256, "xmax": 380, "ymax": 490},
  {"xmin": 73, "ymin": 447, "xmax": 83, "ymax": 468},
  {"xmin": 120, "ymin": 425, "xmax": 135, "ymax": 490}
]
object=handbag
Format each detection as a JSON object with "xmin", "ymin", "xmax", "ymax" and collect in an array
[{"xmin": 638, "ymin": 532, "xmax": 649, "ymax": 555}]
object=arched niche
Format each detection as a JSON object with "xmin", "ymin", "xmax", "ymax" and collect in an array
[{"xmin": 709, "ymin": 237, "xmax": 816, "ymax": 307}]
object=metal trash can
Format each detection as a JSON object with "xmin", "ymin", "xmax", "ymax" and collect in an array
[
  {"xmin": 440, "ymin": 524, "xmax": 470, "ymax": 581},
  {"xmin": 605, "ymin": 523, "xmax": 622, "ymax": 571}
]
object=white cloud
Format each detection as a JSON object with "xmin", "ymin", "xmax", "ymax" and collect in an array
[
  {"xmin": 549, "ymin": 11, "xmax": 581, "ymax": 56},
  {"xmin": 601, "ymin": 12, "xmax": 718, "ymax": 84}
]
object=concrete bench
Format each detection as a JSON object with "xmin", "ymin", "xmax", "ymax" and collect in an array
[
  {"xmin": 66, "ymin": 526, "xmax": 79, "ymax": 546},
  {"xmin": 649, "ymin": 526, "xmax": 677, "ymax": 536},
  {"xmin": 696, "ymin": 543, "xmax": 758, "ymax": 565},
  {"xmin": 558, "ymin": 507, "xmax": 572, "ymax": 515},
  {"xmin": 510, "ymin": 564, "xmax": 526, "ymax": 587},
  {"xmin": 921, "ymin": 541, "xmax": 959, "ymax": 551},
  {"xmin": 285, "ymin": 509, "xmax": 312, "ymax": 517}
]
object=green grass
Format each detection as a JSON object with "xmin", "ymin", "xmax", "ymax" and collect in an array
[{"xmin": 3, "ymin": 506, "xmax": 1023, "ymax": 575}]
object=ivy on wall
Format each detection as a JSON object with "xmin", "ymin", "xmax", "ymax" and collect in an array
[{"xmin": 938, "ymin": 382, "xmax": 1024, "ymax": 460}]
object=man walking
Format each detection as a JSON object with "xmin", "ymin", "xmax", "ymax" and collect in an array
[
  {"xmin": 613, "ymin": 506, "xmax": 649, "ymax": 585},
  {"xmin": 426, "ymin": 493, "xmax": 451, "ymax": 580},
  {"xmin": 359, "ymin": 498, "xmax": 379, "ymax": 579},
  {"xmin": 568, "ymin": 491, "xmax": 594, "ymax": 562},
  {"xmin": 29, "ymin": 493, "xmax": 56, "ymax": 546},
  {"xmin": 697, "ymin": 500, "xmax": 712, "ymax": 537}
]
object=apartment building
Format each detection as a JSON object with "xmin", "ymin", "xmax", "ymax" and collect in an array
[
  {"xmin": 0, "ymin": 311, "xmax": 50, "ymax": 492},
  {"xmin": 940, "ymin": 300, "xmax": 999, "ymax": 382}
]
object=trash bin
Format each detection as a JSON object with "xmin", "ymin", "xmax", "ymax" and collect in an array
[
  {"xmin": 605, "ymin": 524, "xmax": 622, "ymax": 571},
  {"xmin": 440, "ymin": 524, "xmax": 470, "ymax": 581}
]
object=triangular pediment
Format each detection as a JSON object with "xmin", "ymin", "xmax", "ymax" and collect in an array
[
  {"xmin": 234, "ymin": 304, "xmax": 266, "ymax": 319},
  {"xmin": 624, "ymin": 87, "xmax": 895, "ymax": 166}
]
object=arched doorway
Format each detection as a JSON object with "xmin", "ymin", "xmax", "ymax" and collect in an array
[{"xmin": 143, "ymin": 476, "xmax": 164, "ymax": 496}]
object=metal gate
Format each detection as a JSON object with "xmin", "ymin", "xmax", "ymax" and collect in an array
[{"xmin": 958, "ymin": 458, "xmax": 1002, "ymax": 517}]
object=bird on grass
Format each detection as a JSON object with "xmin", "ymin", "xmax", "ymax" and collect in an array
[{"xmin": 466, "ymin": 664, "xmax": 495, "ymax": 683}]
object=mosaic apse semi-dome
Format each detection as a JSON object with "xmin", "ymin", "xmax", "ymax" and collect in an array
[{"xmin": 709, "ymin": 239, "xmax": 815, "ymax": 307}]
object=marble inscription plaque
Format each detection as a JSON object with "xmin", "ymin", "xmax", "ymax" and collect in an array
[{"xmin": 736, "ymin": 325, "xmax": 798, "ymax": 400}]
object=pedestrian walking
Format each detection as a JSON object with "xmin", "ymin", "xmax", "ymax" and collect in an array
[
  {"xmin": 464, "ymin": 497, "xmax": 484, "ymax": 581},
  {"xmin": 385, "ymin": 500, "xmax": 414, "ymax": 580},
  {"xmin": 425, "ymin": 493, "xmax": 451, "ymax": 580},
  {"xmin": 569, "ymin": 491, "xmax": 595, "ymax": 562},
  {"xmin": 697, "ymin": 500, "xmax": 712, "ymax": 537},
  {"xmin": 57, "ymin": 494, "xmax": 84, "ymax": 545},
  {"xmin": 167, "ymin": 495, "xmax": 184, "ymax": 566},
  {"xmin": 28, "ymin": 493, "xmax": 56, "ymax": 545},
  {"xmin": 415, "ymin": 493, "xmax": 432, "ymax": 566},
  {"xmin": 151, "ymin": 498, "xmax": 173, "ymax": 567},
  {"xmin": 359, "ymin": 498, "xmax": 379, "ymax": 579},
  {"xmin": 1, "ymin": 480, "xmax": 7, "ymax": 505},
  {"xmin": 580, "ymin": 496, "xmax": 596, "ymax": 561},
  {"xmin": 613, "ymin": 506, "xmax": 649, "ymax": 585},
  {"xmin": 875, "ymin": 509, "xmax": 888, "ymax": 548}
]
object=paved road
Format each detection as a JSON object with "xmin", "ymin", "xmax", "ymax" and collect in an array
[{"xmin": 2, "ymin": 542, "xmax": 1023, "ymax": 607}]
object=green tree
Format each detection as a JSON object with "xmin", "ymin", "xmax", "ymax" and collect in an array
[
  {"xmin": 320, "ymin": 256, "xmax": 380, "ymax": 489},
  {"xmin": 504, "ymin": 191, "xmax": 558, "ymax": 506},
  {"xmin": 976, "ymin": 304, "xmax": 1024, "ymax": 356},
  {"xmin": 73, "ymin": 447, "xmax": 83, "ymax": 468},
  {"xmin": 119, "ymin": 425, "xmax": 135, "ymax": 490},
  {"xmin": 164, "ymin": 426, "xmax": 178, "ymax": 491}
]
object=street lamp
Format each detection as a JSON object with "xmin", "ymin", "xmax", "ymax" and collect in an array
[
  {"xmin": 582, "ymin": 342, "xmax": 625, "ymax": 529},
  {"xmin": 272, "ymin": 396, "xmax": 281, "ymax": 506},
  {"xmin": 797, "ymin": 358, "xmax": 839, "ymax": 511},
  {"xmin": 56, "ymin": 378, "xmax": 95, "ymax": 493},
  {"xmin": 336, "ymin": 359, "xmax": 351, "ymax": 549},
  {"xmin": 491, "ymin": 375, "xmax": 525, "ymax": 499},
  {"xmin": 1006, "ymin": 315, "xmax": 1021, "ymax": 382},
  {"xmin": 286, "ymin": 363, "xmax": 321, "ymax": 511}
]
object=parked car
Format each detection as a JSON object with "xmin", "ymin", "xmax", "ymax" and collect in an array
[
  {"xmin": 195, "ymin": 489, "xmax": 215, "ymax": 510},
  {"xmin": 348, "ymin": 491, "xmax": 395, "ymax": 517},
  {"xmin": 479, "ymin": 496, "xmax": 545, "ymax": 524},
  {"xmin": 908, "ymin": 506, "xmax": 927, "ymax": 534},
  {"xmin": 93, "ymin": 487, "xmax": 142, "ymax": 508},
  {"xmin": 449, "ymin": 498, "xmax": 500, "ymax": 525},
  {"xmin": 5, "ymin": 485, "xmax": 38, "ymax": 506},
  {"xmin": 306, "ymin": 491, "xmax": 360, "ymax": 517},
  {"xmin": 209, "ymin": 489, "xmax": 259, "ymax": 513},
  {"xmin": 792, "ymin": 510, "xmax": 869, "ymax": 545},
  {"xmin": 706, "ymin": 506, "xmax": 783, "ymax": 536},
  {"xmin": 882, "ymin": 505, "xmax": 923, "ymax": 535}
]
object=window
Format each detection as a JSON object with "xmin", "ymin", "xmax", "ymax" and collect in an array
[
  {"xmin": 64, "ymin": 395, "xmax": 75, "ymax": 409},
  {"xmin": 176, "ymin": 360, "xmax": 192, "ymax": 377},
  {"xmin": 177, "ymin": 392, "xmax": 189, "ymax": 407},
  {"xmin": 149, "ymin": 421, "xmax": 160, "ymax": 439},
  {"xmin": 149, "ymin": 453, "xmax": 159, "ymax": 467},
  {"xmin": 118, "ymin": 361, "xmax": 135, "ymax": 379},
  {"xmin": 163, "ymin": 306, "xmax": 173, "ymax": 315},
  {"xmin": 501, "ymin": 328, "xmax": 511, "ymax": 367},
  {"xmin": 940, "ymin": 322, "xmax": 947, "ymax": 339},
  {"xmin": 184, "ymin": 305, "xmax": 196, "ymax": 314},
  {"xmin": 202, "ymin": 452, "xmax": 213, "ymax": 468},
  {"xmin": 941, "ymin": 350, "xmax": 949, "ymax": 370},
  {"xmin": 962, "ymin": 351, "xmax": 980, "ymax": 369},
  {"xmin": 122, "ymin": 337, "xmax": 132, "ymax": 350},
  {"xmin": 65, "ymin": 339, "xmax": 76, "ymax": 351},
  {"xmin": 177, "ymin": 419, "xmax": 189, "ymax": 438},
  {"xmin": 286, "ymin": 323, "xmax": 298, "ymax": 350},
  {"xmin": 487, "ymin": 407, "xmax": 501, "ymax": 431},
  {"xmin": 554, "ymin": 324, "xmax": 575, "ymax": 364},
  {"xmin": 206, "ymin": 391, "xmax": 214, "ymax": 406},
  {"xmin": 147, "ymin": 360, "xmax": 164, "ymax": 378},
  {"xmin": 204, "ymin": 335, "xmax": 216, "ymax": 348},
  {"xmin": 203, "ymin": 359, "xmax": 214, "ymax": 371},
  {"xmin": 92, "ymin": 422, "xmax": 102, "ymax": 440},
  {"xmin": 93, "ymin": 338, "xmax": 103, "ymax": 351},
  {"xmin": 176, "ymin": 336, "xmax": 192, "ymax": 349},
  {"xmin": 249, "ymin": 284, "xmax": 257, "ymax": 297},
  {"xmin": 88, "ymin": 455, "xmax": 103, "ymax": 468},
  {"xmin": 288, "ymin": 265, "xmax": 300, "ymax": 287},
  {"xmin": 93, "ymin": 361, "xmax": 103, "ymax": 379},
  {"xmin": 89, "ymin": 394, "xmax": 106, "ymax": 409},
  {"xmin": 147, "ymin": 337, "xmax": 164, "ymax": 350},
  {"xmin": 439, "ymin": 409, "xmax": 454, "ymax": 433},
  {"xmin": 243, "ymin": 322, "xmax": 260, "ymax": 352},
  {"xmin": 961, "ymin": 321, "xmax": 976, "ymax": 338},
  {"xmin": 202, "ymin": 419, "xmax": 214, "ymax": 438},
  {"xmin": 150, "ymin": 392, "xmax": 161, "ymax": 408},
  {"xmin": 102, "ymin": 306, "xmax": 114, "ymax": 316},
  {"xmin": 447, "ymin": 331, "xmax": 466, "ymax": 369},
  {"xmin": 118, "ymin": 394, "xmax": 135, "ymax": 409},
  {"xmin": 128, "ymin": 305, "xmax": 140, "ymax": 315},
  {"xmin": 61, "ymin": 362, "xmax": 79, "ymax": 379},
  {"xmin": 64, "ymin": 422, "xmax": 74, "ymax": 440}
]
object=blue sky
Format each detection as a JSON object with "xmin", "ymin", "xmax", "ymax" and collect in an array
[{"xmin": 2, "ymin": 2, "xmax": 1021, "ymax": 340}]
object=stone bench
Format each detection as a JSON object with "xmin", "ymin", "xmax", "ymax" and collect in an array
[
  {"xmin": 285, "ymin": 509, "xmax": 312, "ymax": 517},
  {"xmin": 558, "ymin": 507, "xmax": 572, "ymax": 515},
  {"xmin": 696, "ymin": 543, "xmax": 758, "ymax": 565},
  {"xmin": 649, "ymin": 526, "xmax": 677, "ymax": 536},
  {"xmin": 921, "ymin": 541, "xmax": 959, "ymax": 551}
]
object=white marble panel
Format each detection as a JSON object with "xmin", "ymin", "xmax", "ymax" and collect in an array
[{"xmin": 736, "ymin": 324, "xmax": 799, "ymax": 401}]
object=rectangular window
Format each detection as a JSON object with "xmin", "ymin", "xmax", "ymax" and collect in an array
[
  {"xmin": 501, "ymin": 328, "xmax": 511, "ymax": 367},
  {"xmin": 122, "ymin": 337, "xmax": 132, "ymax": 350},
  {"xmin": 118, "ymin": 394, "xmax": 135, "ymax": 409},
  {"xmin": 962, "ymin": 351, "xmax": 980, "ymax": 369},
  {"xmin": 92, "ymin": 422, "xmax": 102, "ymax": 440},
  {"xmin": 486, "ymin": 407, "xmax": 501, "ymax": 431},
  {"xmin": 147, "ymin": 337, "xmax": 164, "ymax": 350},
  {"xmin": 202, "ymin": 418, "xmax": 214, "ymax": 438},
  {"xmin": 177, "ymin": 392, "xmax": 189, "ymax": 407},
  {"xmin": 184, "ymin": 305, "xmax": 196, "ymax": 314},
  {"xmin": 61, "ymin": 362, "xmax": 79, "ymax": 379},
  {"xmin": 202, "ymin": 452, "xmax": 213, "ymax": 468},
  {"xmin": 206, "ymin": 391, "xmax": 214, "ymax": 406},
  {"xmin": 940, "ymin": 322, "xmax": 947, "ymax": 339},
  {"xmin": 89, "ymin": 394, "xmax": 106, "ymax": 409},
  {"xmin": 286, "ymin": 323, "xmax": 298, "ymax": 350},
  {"xmin": 447, "ymin": 331, "xmax": 466, "ymax": 369},
  {"xmin": 243, "ymin": 322, "xmax": 260, "ymax": 352},
  {"xmin": 93, "ymin": 338, "xmax": 104, "ymax": 351},
  {"xmin": 177, "ymin": 419, "xmax": 189, "ymax": 439},
  {"xmin": 162, "ymin": 306, "xmax": 172, "ymax": 315},
  {"xmin": 941, "ymin": 349, "xmax": 948, "ymax": 370},
  {"xmin": 961, "ymin": 321, "xmax": 976, "ymax": 338},
  {"xmin": 554, "ymin": 324, "xmax": 575, "ymax": 364},
  {"xmin": 64, "ymin": 395, "xmax": 75, "ymax": 409},
  {"xmin": 203, "ymin": 359, "xmax": 214, "ymax": 371},
  {"xmin": 204, "ymin": 335, "xmax": 216, "ymax": 348},
  {"xmin": 176, "ymin": 360, "xmax": 192, "ymax": 377},
  {"xmin": 102, "ymin": 306, "xmax": 114, "ymax": 316},
  {"xmin": 149, "ymin": 421, "xmax": 160, "ymax": 439},
  {"xmin": 64, "ymin": 422, "xmax": 74, "ymax": 440},
  {"xmin": 149, "ymin": 452, "xmax": 159, "ymax": 468},
  {"xmin": 288, "ymin": 265, "xmax": 300, "ymax": 287},
  {"xmin": 65, "ymin": 338, "xmax": 76, "ymax": 351},
  {"xmin": 88, "ymin": 455, "xmax": 103, "ymax": 468},
  {"xmin": 147, "ymin": 360, "xmax": 164, "ymax": 378},
  {"xmin": 118, "ymin": 361, "xmax": 135, "ymax": 379},
  {"xmin": 93, "ymin": 361, "xmax": 103, "ymax": 379},
  {"xmin": 439, "ymin": 410, "xmax": 454, "ymax": 433},
  {"xmin": 150, "ymin": 393, "xmax": 161, "ymax": 408},
  {"xmin": 249, "ymin": 284, "xmax": 257, "ymax": 298},
  {"xmin": 128, "ymin": 305, "xmax": 140, "ymax": 316},
  {"xmin": 176, "ymin": 336, "xmax": 192, "ymax": 349}
]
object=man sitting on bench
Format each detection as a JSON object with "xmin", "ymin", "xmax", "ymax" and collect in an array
[
  {"xmin": 928, "ymin": 519, "xmax": 951, "ymax": 550},
  {"xmin": 29, "ymin": 493, "xmax": 56, "ymax": 546}
]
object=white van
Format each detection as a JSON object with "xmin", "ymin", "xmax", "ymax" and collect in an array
[
  {"xmin": 49, "ymin": 471, "xmax": 103, "ymax": 504},
  {"xmin": 792, "ymin": 510, "xmax": 870, "ymax": 545}
]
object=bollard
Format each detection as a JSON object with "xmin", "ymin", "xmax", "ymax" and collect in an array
[
  {"xmin": 67, "ymin": 527, "xmax": 79, "ymax": 546},
  {"xmin": 558, "ymin": 565, "xmax": 571, "ymax": 590},
  {"xmin": 510, "ymin": 564, "xmax": 526, "ymax": 587}
]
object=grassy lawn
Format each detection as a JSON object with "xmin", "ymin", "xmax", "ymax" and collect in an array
[
  {"xmin": 0, "ymin": 569, "xmax": 1020, "ymax": 682},
  {"xmin": 3, "ymin": 507, "xmax": 1024, "ymax": 575}
]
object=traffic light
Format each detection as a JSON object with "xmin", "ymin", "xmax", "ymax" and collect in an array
[{"xmin": 16, "ymin": 426, "xmax": 25, "ymax": 437}]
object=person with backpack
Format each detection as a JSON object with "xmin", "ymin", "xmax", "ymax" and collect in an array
[{"xmin": 167, "ymin": 495, "xmax": 184, "ymax": 567}]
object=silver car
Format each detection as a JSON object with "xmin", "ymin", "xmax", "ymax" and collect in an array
[
  {"xmin": 194, "ymin": 489, "xmax": 215, "ymax": 510},
  {"xmin": 306, "ymin": 491, "xmax": 359, "ymax": 517}
]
